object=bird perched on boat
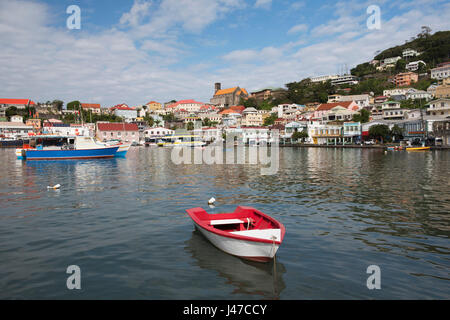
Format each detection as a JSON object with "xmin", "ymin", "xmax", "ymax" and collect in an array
[{"xmin": 47, "ymin": 184, "xmax": 61, "ymax": 190}]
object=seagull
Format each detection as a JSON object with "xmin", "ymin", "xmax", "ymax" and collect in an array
[
  {"xmin": 208, "ymin": 197, "xmax": 216, "ymax": 205},
  {"xmin": 47, "ymin": 184, "xmax": 61, "ymax": 190}
]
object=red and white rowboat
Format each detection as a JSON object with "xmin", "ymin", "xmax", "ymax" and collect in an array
[{"xmin": 186, "ymin": 206, "xmax": 285, "ymax": 262}]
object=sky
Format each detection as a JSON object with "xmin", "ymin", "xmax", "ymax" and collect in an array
[{"xmin": 0, "ymin": 0, "xmax": 449, "ymax": 107}]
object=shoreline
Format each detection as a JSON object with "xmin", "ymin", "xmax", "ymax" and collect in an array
[{"xmin": 278, "ymin": 144, "xmax": 450, "ymax": 150}]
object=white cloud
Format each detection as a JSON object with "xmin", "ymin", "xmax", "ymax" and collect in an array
[
  {"xmin": 119, "ymin": 0, "xmax": 152, "ymax": 27},
  {"xmin": 287, "ymin": 24, "xmax": 308, "ymax": 35},
  {"xmin": 254, "ymin": 0, "xmax": 272, "ymax": 9},
  {"xmin": 222, "ymin": 46, "xmax": 283, "ymax": 63},
  {"xmin": 290, "ymin": 1, "xmax": 306, "ymax": 10}
]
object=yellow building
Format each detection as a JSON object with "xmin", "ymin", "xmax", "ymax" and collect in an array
[
  {"xmin": 435, "ymin": 79, "xmax": 450, "ymax": 98},
  {"xmin": 145, "ymin": 101, "xmax": 162, "ymax": 111}
]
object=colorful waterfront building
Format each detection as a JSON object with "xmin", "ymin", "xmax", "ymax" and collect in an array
[{"xmin": 96, "ymin": 122, "xmax": 139, "ymax": 143}]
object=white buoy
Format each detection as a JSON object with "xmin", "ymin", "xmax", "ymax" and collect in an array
[
  {"xmin": 208, "ymin": 197, "xmax": 216, "ymax": 205},
  {"xmin": 47, "ymin": 184, "xmax": 61, "ymax": 190}
]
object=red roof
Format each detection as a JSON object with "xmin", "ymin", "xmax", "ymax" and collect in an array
[
  {"xmin": 0, "ymin": 99, "xmax": 35, "ymax": 105},
  {"xmin": 81, "ymin": 103, "xmax": 100, "ymax": 109},
  {"xmin": 111, "ymin": 104, "xmax": 135, "ymax": 111},
  {"xmin": 316, "ymin": 101, "xmax": 354, "ymax": 111},
  {"xmin": 219, "ymin": 105, "xmax": 245, "ymax": 115},
  {"xmin": 97, "ymin": 123, "xmax": 138, "ymax": 131},
  {"xmin": 176, "ymin": 99, "xmax": 204, "ymax": 105},
  {"xmin": 230, "ymin": 105, "xmax": 245, "ymax": 112}
]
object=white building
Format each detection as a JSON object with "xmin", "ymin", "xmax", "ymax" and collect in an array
[
  {"xmin": 431, "ymin": 63, "xmax": 450, "ymax": 80},
  {"xmin": 402, "ymin": 49, "xmax": 420, "ymax": 58},
  {"xmin": 167, "ymin": 99, "xmax": 204, "ymax": 113},
  {"xmin": 242, "ymin": 127, "xmax": 270, "ymax": 145},
  {"xmin": 44, "ymin": 124, "xmax": 91, "ymax": 137},
  {"xmin": 307, "ymin": 123, "xmax": 343, "ymax": 145},
  {"xmin": 383, "ymin": 56, "xmax": 402, "ymax": 65},
  {"xmin": 310, "ymin": 75, "xmax": 339, "ymax": 83},
  {"xmin": 275, "ymin": 104, "xmax": 305, "ymax": 118},
  {"xmin": 0, "ymin": 122, "xmax": 33, "ymax": 138},
  {"xmin": 383, "ymin": 88, "xmax": 413, "ymax": 97},
  {"xmin": 144, "ymin": 127, "xmax": 174, "ymax": 138},
  {"xmin": 406, "ymin": 60, "xmax": 426, "ymax": 72},
  {"xmin": 405, "ymin": 89, "xmax": 432, "ymax": 101},
  {"xmin": 331, "ymin": 74, "xmax": 359, "ymax": 86},
  {"xmin": 112, "ymin": 105, "xmax": 138, "ymax": 121},
  {"xmin": 322, "ymin": 106, "xmax": 358, "ymax": 122},
  {"xmin": 10, "ymin": 115, "xmax": 23, "ymax": 123},
  {"xmin": 381, "ymin": 101, "xmax": 407, "ymax": 120},
  {"xmin": 193, "ymin": 127, "xmax": 222, "ymax": 142},
  {"xmin": 283, "ymin": 121, "xmax": 307, "ymax": 139},
  {"xmin": 427, "ymin": 98, "xmax": 450, "ymax": 118},
  {"xmin": 333, "ymin": 94, "xmax": 370, "ymax": 108}
]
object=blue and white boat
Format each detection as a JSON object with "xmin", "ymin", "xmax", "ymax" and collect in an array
[
  {"xmin": 103, "ymin": 139, "xmax": 131, "ymax": 157},
  {"xmin": 17, "ymin": 135, "xmax": 119, "ymax": 160}
]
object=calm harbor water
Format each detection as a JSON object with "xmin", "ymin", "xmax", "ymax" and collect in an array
[{"xmin": 0, "ymin": 147, "xmax": 449, "ymax": 299}]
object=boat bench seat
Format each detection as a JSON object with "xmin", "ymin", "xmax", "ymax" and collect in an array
[
  {"xmin": 209, "ymin": 218, "xmax": 253, "ymax": 226},
  {"xmin": 230, "ymin": 229, "xmax": 281, "ymax": 241}
]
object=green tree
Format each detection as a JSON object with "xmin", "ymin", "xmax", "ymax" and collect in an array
[
  {"xmin": 52, "ymin": 100, "xmax": 64, "ymax": 112},
  {"xmin": 240, "ymin": 97, "xmax": 257, "ymax": 109},
  {"xmin": 352, "ymin": 108, "xmax": 370, "ymax": 123},
  {"xmin": 5, "ymin": 106, "xmax": 18, "ymax": 118},
  {"xmin": 292, "ymin": 130, "xmax": 308, "ymax": 143},
  {"xmin": 369, "ymin": 124, "xmax": 390, "ymax": 144},
  {"xmin": 162, "ymin": 113, "xmax": 175, "ymax": 122},
  {"xmin": 395, "ymin": 59, "xmax": 406, "ymax": 72},
  {"xmin": 67, "ymin": 101, "xmax": 81, "ymax": 110},
  {"xmin": 390, "ymin": 125, "xmax": 404, "ymax": 142},
  {"xmin": 186, "ymin": 121, "xmax": 194, "ymax": 131},
  {"xmin": 202, "ymin": 117, "xmax": 211, "ymax": 127},
  {"xmin": 259, "ymin": 99, "xmax": 273, "ymax": 110},
  {"xmin": 144, "ymin": 115, "xmax": 154, "ymax": 127},
  {"xmin": 263, "ymin": 113, "xmax": 277, "ymax": 126}
]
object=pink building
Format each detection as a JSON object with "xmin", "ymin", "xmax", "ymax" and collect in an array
[{"xmin": 96, "ymin": 123, "xmax": 139, "ymax": 143}]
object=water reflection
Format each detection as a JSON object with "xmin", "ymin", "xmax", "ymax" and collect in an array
[{"xmin": 185, "ymin": 230, "xmax": 286, "ymax": 299}]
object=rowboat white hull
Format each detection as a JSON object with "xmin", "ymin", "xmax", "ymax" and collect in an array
[{"xmin": 194, "ymin": 222, "xmax": 280, "ymax": 262}]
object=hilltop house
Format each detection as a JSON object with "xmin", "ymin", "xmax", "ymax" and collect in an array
[
  {"xmin": 392, "ymin": 72, "xmax": 418, "ymax": 87},
  {"xmin": 0, "ymin": 98, "xmax": 36, "ymax": 109},
  {"xmin": 145, "ymin": 101, "xmax": 162, "ymax": 111},
  {"xmin": 167, "ymin": 99, "xmax": 204, "ymax": 113},
  {"xmin": 81, "ymin": 103, "xmax": 101, "ymax": 114},
  {"xmin": 111, "ymin": 104, "xmax": 138, "ymax": 121},
  {"xmin": 431, "ymin": 62, "xmax": 450, "ymax": 81}
]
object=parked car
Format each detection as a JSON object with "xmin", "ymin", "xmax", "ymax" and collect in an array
[{"xmin": 364, "ymin": 139, "xmax": 376, "ymax": 145}]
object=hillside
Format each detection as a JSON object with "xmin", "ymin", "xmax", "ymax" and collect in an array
[{"xmin": 373, "ymin": 30, "xmax": 450, "ymax": 66}]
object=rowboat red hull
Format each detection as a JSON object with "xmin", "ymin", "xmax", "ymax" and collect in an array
[{"xmin": 186, "ymin": 206, "xmax": 285, "ymax": 262}]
